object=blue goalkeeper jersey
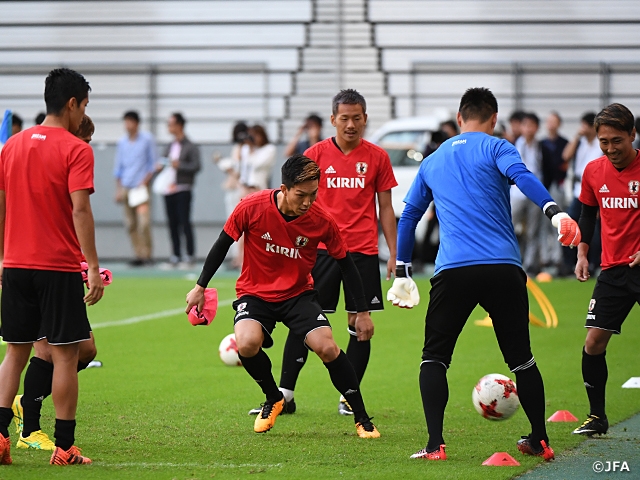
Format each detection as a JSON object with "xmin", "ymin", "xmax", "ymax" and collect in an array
[{"xmin": 404, "ymin": 132, "xmax": 524, "ymax": 274}]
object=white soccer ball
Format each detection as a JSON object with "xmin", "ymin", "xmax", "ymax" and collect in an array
[
  {"xmin": 472, "ymin": 373, "xmax": 520, "ymax": 421},
  {"xmin": 219, "ymin": 333, "xmax": 242, "ymax": 366}
]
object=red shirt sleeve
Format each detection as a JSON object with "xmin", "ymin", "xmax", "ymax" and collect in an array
[
  {"xmin": 0, "ymin": 146, "xmax": 5, "ymax": 191},
  {"xmin": 323, "ymin": 215, "xmax": 348, "ymax": 260},
  {"xmin": 578, "ymin": 163, "xmax": 598, "ymax": 206},
  {"xmin": 223, "ymin": 201, "xmax": 247, "ymax": 241},
  {"xmin": 68, "ymin": 142, "xmax": 95, "ymax": 194},
  {"xmin": 375, "ymin": 150, "xmax": 398, "ymax": 193}
]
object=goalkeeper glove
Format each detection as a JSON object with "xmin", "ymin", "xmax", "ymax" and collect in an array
[
  {"xmin": 551, "ymin": 212, "xmax": 581, "ymax": 247},
  {"xmin": 387, "ymin": 263, "xmax": 420, "ymax": 308}
]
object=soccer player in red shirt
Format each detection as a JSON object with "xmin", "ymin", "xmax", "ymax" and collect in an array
[
  {"xmin": 0, "ymin": 68, "xmax": 102, "ymax": 466},
  {"xmin": 11, "ymin": 115, "xmax": 102, "ymax": 452},
  {"xmin": 186, "ymin": 154, "xmax": 380, "ymax": 438},
  {"xmin": 259, "ymin": 89, "xmax": 397, "ymax": 416},
  {"xmin": 572, "ymin": 103, "xmax": 640, "ymax": 436}
]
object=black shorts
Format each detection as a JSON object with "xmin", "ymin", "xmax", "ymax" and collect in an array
[
  {"xmin": 312, "ymin": 250, "xmax": 383, "ymax": 313},
  {"xmin": 1, "ymin": 268, "xmax": 91, "ymax": 345},
  {"xmin": 585, "ymin": 265, "xmax": 640, "ymax": 334},
  {"xmin": 422, "ymin": 264, "xmax": 535, "ymax": 372},
  {"xmin": 232, "ymin": 290, "xmax": 331, "ymax": 349}
]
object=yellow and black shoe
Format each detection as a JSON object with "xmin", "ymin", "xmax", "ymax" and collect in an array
[
  {"xmin": 338, "ymin": 395, "xmax": 354, "ymax": 416},
  {"xmin": 254, "ymin": 397, "xmax": 285, "ymax": 433},
  {"xmin": 355, "ymin": 417, "xmax": 380, "ymax": 438},
  {"xmin": 572, "ymin": 414, "xmax": 608, "ymax": 436}
]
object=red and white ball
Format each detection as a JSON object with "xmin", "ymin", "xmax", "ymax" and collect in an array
[
  {"xmin": 472, "ymin": 373, "xmax": 520, "ymax": 420},
  {"xmin": 219, "ymin": 333, "xmax": 242, "ymax": 366}
]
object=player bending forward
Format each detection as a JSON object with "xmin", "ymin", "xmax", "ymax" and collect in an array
[
  {"xmin": 572, "ymin": 103, "xmax": 640, "ymax": 436},
  {"xmin": 186, "ymin": 154, "xmax": 380, "ymax": 438},
  {"xmin": 388, "ymin": 87, "xmax": 581, "ymax": 461}
]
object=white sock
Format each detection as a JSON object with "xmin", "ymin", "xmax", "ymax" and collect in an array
[{"xmin": 279, "ymin": 387, "xmax": 294, "ymax": 403}]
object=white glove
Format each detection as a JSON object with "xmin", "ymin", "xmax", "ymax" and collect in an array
[{"xmin": 387, "ymin": 277, "xmax": 420, "ymax": 308}]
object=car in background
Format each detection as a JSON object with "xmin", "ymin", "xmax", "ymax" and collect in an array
[{"xmin": 368, "ymin": 113, "xmax": 452, "ymax": 262}]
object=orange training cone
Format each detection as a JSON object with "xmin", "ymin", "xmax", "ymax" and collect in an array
[
  {"xmin": 482, "ymin": 452, "xmax": 521, "ymax": 466},
  {"xmin": 547, "ymin": 410, "xmax": 579, "ymax": 422}
]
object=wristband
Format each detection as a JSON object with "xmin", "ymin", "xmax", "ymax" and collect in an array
[
  {"xmin": 395, "ymin": 262, "xmax": 413, "ymax": 278},
  {"xmin": 543, "ymin": 202, "xmax": 561, "ymax": 220}
]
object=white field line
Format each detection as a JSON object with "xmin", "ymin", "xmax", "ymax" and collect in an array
[
  {"xmin": 91, "ymin": 299, "xmax": 234, "ymax": 329},
  {"xmin": 95, "ymin": 461, "xmax": 282, "ymax": 469}
]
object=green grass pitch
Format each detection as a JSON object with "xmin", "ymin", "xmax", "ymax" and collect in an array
[{"xmin": 1, "ymin": 273, "xmax": 638, "ymax": 479}]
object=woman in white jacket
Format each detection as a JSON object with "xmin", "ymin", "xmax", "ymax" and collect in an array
[{"xmin": 240, "ymin": 125, "xmax": 276, "ymax": 195}]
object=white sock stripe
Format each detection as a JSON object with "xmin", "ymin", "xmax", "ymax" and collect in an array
[
  {"xmin": 420, "ymin": 359, "xmax": 448, "ymax": 369},
  {"xmin": 510, "ymin": 357, "xmax": 536, "ymax": 372}
]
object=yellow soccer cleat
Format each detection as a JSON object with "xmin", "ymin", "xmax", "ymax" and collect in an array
[
  {"xmin": 338, "ymin": 395, "xmax": 354, "ymax": 416},
  {"xmin": 17, "ymin": 430, "xmax": 55, "ymax": 451},
  {"xmin": 254, "ymin": 397, "xmax": 285, "ymax": 433},
  {"xmin": 11, "ymin": 395, "xmax": 23, "ymax": 435},
  {"xmin": 356, "ymin": 417, "xmax": 380, "ymax": 438}
]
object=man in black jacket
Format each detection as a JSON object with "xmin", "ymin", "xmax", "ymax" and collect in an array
[{"xmin": 164, "ymin": 112, "xmax": 201, "ymax": 267}]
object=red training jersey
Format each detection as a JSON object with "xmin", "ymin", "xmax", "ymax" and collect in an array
[
  {"xmin": 0, "ymin": 126, "xmax": 95, "ymax": 272},
  {"xmin": 579, "ymin": 151, "xmax": 640, "ymax": 270},
  {"xmin": 305, "ymin": 138, "xmax": 397, "ymax": 255},
  {"xmin": 224, "ymin": 190, "xmax": 348, "ymax": 302}
]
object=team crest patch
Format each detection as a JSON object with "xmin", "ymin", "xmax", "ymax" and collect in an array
[
  {"xmin": 295, "ymin": 235, "xmax": 309, "ymax": 248},
  {"xmin": 628, "ymin": 180, "xmax": 639, "ymax": 195},
  {"xmin": 356, "ymin": 162, "xmax": 368, "ymax": 176},
  {"xmin": 588, "ymin": 299, "xmax": 596, "ymax": 312},
  {"xmin": 237, "ymin": 302, "xmax": 247, "ymax": 312}
]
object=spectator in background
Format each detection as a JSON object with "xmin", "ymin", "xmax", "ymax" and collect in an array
[
  {"xmin": 162, "ymin": 112, "xmax": 201, "ymax": 268},
  {"xmin": 34, "ymin": 112, "xmax": 46, "ymax": 126},
  {"xmin": 239, "ymin": 124, "xmax": 276, "ymax": 195},
  {"xmin": 505, "ymin": 110, "xmax": 525, "ymax": 144},
  {"xmin": 439, "ymin": 119, "xmax": 459, "ymax": 139},
  {"xmin": 213, "ymin": 121, "xmax": 247, "ymax": 268},
  {"xmin": 540, "ymin": 111, "xmax": 570, "ymax": 275},
  {"xmin": 284, "ymin": 114, "xmax": 323, "ymax": 157},
  {"xmin": 11, "ymin": 113, "xmax": 22, "ymax": 136},
  {"xmin": 512, "ymin": 113, "xmax": 545, "ymax": 275},
  {"xmin": 633, "ymin": 117, "xmax": 640, "ymax": 149},
  {"xmin": 562, "ymin": 112, "xmax": 602, "ymax": 273},
  {"xmin": 113, "ymin": 111, "xmax": 157, "ymax": 267}
]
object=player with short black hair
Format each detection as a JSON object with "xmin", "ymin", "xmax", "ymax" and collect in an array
[
  {"xmin": 0, "ymin": 67, "xmax": 100, "ymax": 466},
  {"xmin": 572, "ymin": 103, "xmax": 640, "ymax": 436},
  {"xmin": 388, "ymin": 87, "xmax": 580, "ymax": 461},
  {"xmin": 186, "ymin": 153, "xmax": 380, "ymax": 438},
  {"xmin": 252, "ymin": 89, "xmax": 397, "ymax": 417}
]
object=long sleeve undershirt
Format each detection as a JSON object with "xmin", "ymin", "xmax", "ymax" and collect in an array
[{"xmin": 577, "ymin": 202, "xmax": 598, "ymax": 246}]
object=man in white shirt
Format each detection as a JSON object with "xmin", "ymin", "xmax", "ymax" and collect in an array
[
  {"xmin": 562, "ymin": 112, "xmax": 602, "ymax": 273},
  {"xmin": 512, "ymin": 113, "xmax": 545, "ymax": 274}
]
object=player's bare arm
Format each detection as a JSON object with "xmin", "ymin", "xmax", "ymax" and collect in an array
[
  {"xmin": 575, "ymin": 243, "xmax": 590, "ymax": 281},
  {"xmin": 71, "ymin": 189, "xmax": 103, "ymax": 306},
  {"xmin": 0, "ymin": 190, "xmax": 4, "ymax": 288},
  {"xmin": 354, "ymin": 311, "xmax": 374, "ymax": 341},
  {"xmin": 628, "ymin": 252, "xmax": 640, "ymax": 268},
  {"xmin": 377, "ymin": 189, "xmax": 397, "ymax": 280}
]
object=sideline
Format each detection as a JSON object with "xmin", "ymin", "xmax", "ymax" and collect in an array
[
  {"xmin": 91, "ymin": 299, "xmax": 234, "ymax": 330},
  {"xmin": 95, "ymin": 461, "xmax": 282, "ymax": 469}
]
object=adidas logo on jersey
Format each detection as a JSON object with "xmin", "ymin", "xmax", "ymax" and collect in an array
[
  {"xmin": 261, "ymin": 232, "xmax": 272, "ymax": 240},
  {"xmin": 265, "ymin": 242, "xmax": 301, "ymax": 259},
  {"xmin": 371, "ymin": 296, "xmax": 380, "ymax": 304},
  {"xmin": 325, "ymin": 165, "xmax": 336, "ymax": 174},
  {"xmin": 599, "ymin": 184, "xmax": 610, "ymax": 193},
  {"xmin": 317, "ymin": 314, "xmax": 326, "ymax": 321}
]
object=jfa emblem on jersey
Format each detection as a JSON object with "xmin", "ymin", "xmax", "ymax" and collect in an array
[
  {"xmin": 588, "ymin": 299, "xmax": 596, "ymax": 312},
  {"xmin": 237, "ymin": 302, "xmax": 247, "ymax": 312},
  {"xmin": 628, "ymin": 180, "xmax": 639, "ymax": 195},
  {"xmin": 295, "ymin": 236, "xmax": 309, "ymax": 248},
  {"xmin": 356, "ymin": 162, "xmax": 368, "ymax": 176}
]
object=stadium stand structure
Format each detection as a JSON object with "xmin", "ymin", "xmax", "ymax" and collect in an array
[{"xmin": 2, "ymin": 1, "xmax": 640, "ymax": 143}]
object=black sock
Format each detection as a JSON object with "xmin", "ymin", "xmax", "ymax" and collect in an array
[
  {"xmin": 77, "ymin": 361, "xmax": 90, "ymax": 372},
  {"xmin": 582, "ymin": 348, "xmax": 607, "ymax": 418},
  {"xmin": 54, "ymin": 418, "xmax": 75, "ymax": 451},
  {"xmin": 515, "ymin": 364, "xmax": 548, "ymax": 445},
  {"xmin": 0, "ymin": 407, "xmax": 13, "ymax": 439},
  {"xmin": 238, "ymin": 350, "xmax": 282, "ymax": 403},
  {"xmin": 22, "ymin": 357, "xmax": 54, "ymax": 437},
  {"xmin": 346, "ymin": 326, "xmax": 371, "ymax": 383},
  {"xmin": 323, "ymin": 350, "xmax": 368, "ymax": 421},
  {"xmin": 279, "ymin": 331, "xmax": 309, "ymax": 391},
  {"xmin": 419, "ymin": 361, "xmax": 448, "ymax": 450}
]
